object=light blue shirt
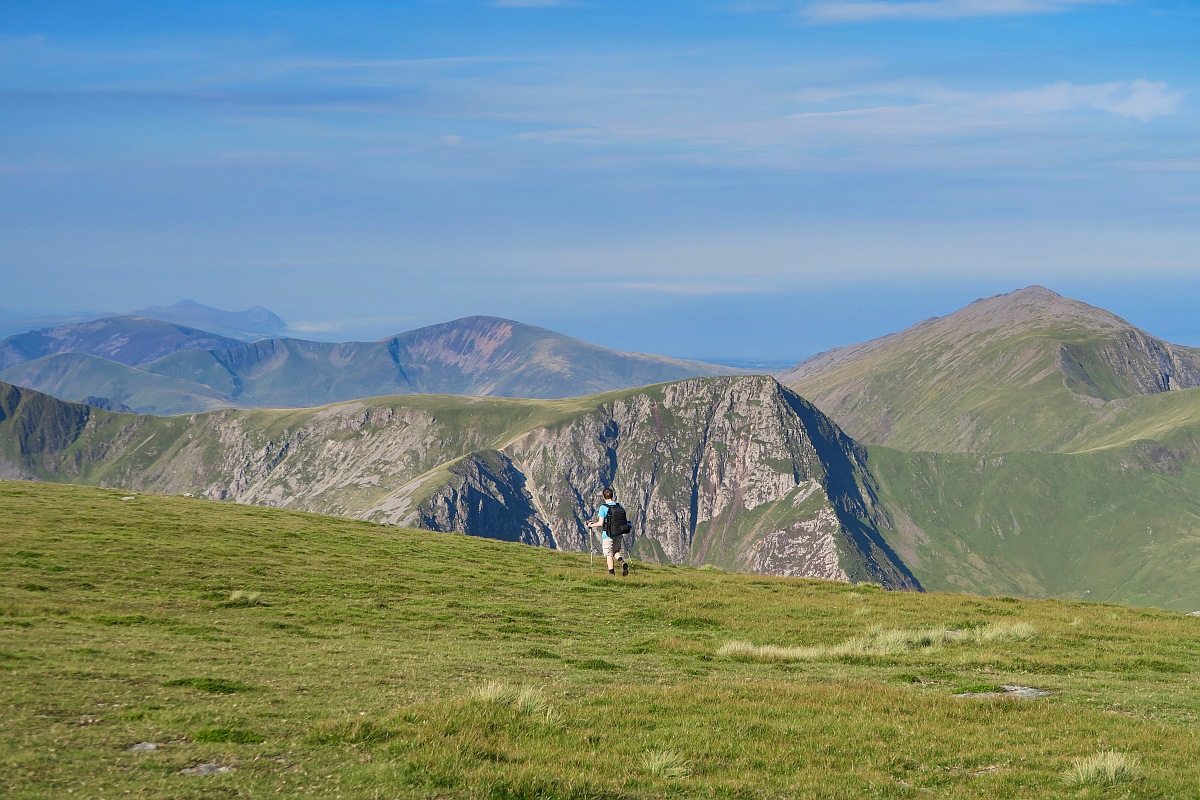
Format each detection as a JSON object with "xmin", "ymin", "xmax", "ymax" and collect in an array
[{"xmin": 596, "ymin": 501, "xmax": 618, "ymax": 538}]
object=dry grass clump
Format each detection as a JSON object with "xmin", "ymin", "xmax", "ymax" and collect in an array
[
  {"xmin": 1063, "ymin": 751, "xmax": 1141, "ymax": 786},
  {"xmin": 640, "ymin": 749, "xmax": 691, "ymax": 778},
  {"xmin": 471, "ymin": 681, "xmax": 555, "ymax": 721},
  {"xmin": 720, "ymin": 621, "xmax": 1036, "ymax": 663},
  {"xmin": 964, "ymin": 620, "xmax": 1036, "ymax": 643},
  {"xmin": 220, "ymin": 590, "xmax": 267, "ymax": 607}
]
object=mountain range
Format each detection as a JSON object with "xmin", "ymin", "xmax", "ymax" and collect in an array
[
  {"xmin": 4, "ymin": 284, "xmax": 1200, "ymax": 610},
  {"xmin": 4, "ymin": 369, "xmax": 1199, "ymax": 609},
  {"xmin": 0, "ymin": 299, "xmax": 293, "ymax": 342},
  {"xmin": 0, "ymin": 316, "xmax": 753, "ymax": 414}
]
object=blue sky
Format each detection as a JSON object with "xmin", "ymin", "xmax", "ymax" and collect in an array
[{"xmin": 2, "ymin": 0, "xmax": 1197, "ymax": 361}]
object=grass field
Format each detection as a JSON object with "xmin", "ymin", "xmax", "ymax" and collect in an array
[{"xmin": 3, "ymin": 480, "xmax": 1200, "ymax": 799}]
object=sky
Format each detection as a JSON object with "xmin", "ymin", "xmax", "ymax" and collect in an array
[{"xmin": 2, "ymin": 0, "xmax": 1198, "ymax": 362}]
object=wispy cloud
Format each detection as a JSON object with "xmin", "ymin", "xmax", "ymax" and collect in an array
[
  {"xmin": 977, "ymin": 80, "xmax": 1186, "ymax": 120},
  {"xmin": 802, "ymin": 0, "xmax": 1110, "ymax": 24}
]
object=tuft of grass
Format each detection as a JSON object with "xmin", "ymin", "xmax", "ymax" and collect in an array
[
  {"xmin": 956, "ymin": 684, "xmax": 1005, "ymax": 694},
  {"xmin": 220, "ymin": 590, "xmax": 267, "ymax": 607},
  {"xmin": 669, "ymin": 616, "xmax": 721, "ymax": 630},
  {"xmin": 720, "ymin": 621, "xmax": 1036, "ymax": 663},
  {"xmin": 964, "ymin": 620, "xmax": 1036, "ymax": 643},
  {"xmin": 640, "ymin": 749, "xmax": 691, "ymax": 778},
  {"xmin": 521, "ymin": 647, "xmax": 561, "ymax": 659},
  {"xmin": 309, "ymin": 717, "xmax": 398, "ymax": 745},
  {"xmin": 162, "ymin": 677, "xmax": 257, "ymax": 694},
  {"xmin": 1063, "ymin": 751, "xmax": 1141, "ymax": 786},
  {"xmin": 193, "ymin": 727, "xmax": 265, "ymax": 744},
  {"xmin": 566, "ymin": 658, "xmax": 622, "ymax": 671},
  {"xmin": 471, "ymin": 682, "xmax": 555, "ymax": 719}
]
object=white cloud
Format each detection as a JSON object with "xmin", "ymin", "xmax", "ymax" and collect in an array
[
  {"xmin": 440, "ymin": 134, "xmax": 464, "ymax": 145},
  {"xmin": 803, "ymin": 0, "xmax": 1109, "ymax": 24},
  {"xmin": 975, "ymin": 80, "xmax": 1187, "ymax": 121}
]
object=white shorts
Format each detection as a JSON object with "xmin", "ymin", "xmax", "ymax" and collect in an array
[{"xmin": 602, "ymin": 536, "xmax": 623, "ymax": 557}]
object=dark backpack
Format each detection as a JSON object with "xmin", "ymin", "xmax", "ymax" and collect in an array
[{"xmin": 604, "ymin": 503, "xmax": 633, "ymax": 537}]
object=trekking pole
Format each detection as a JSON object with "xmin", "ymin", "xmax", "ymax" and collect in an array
[{"xmin": 589, "ymin": 528, "xmax": 594, "ymax": 575}]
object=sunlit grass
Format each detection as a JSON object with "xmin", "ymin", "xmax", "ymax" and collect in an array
[{"xmin": 2, "ymin": 481, "xmax": 1198, "ymax": 799}]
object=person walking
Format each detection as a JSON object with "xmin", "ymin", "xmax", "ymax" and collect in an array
[{"xmin": 587, "ymin": 487, "xmax": 629, "ymax": 576}]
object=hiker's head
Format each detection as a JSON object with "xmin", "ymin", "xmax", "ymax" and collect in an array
[{"xmin": 603, "ymin": 487, "xmax": 614, "ymax": 500}]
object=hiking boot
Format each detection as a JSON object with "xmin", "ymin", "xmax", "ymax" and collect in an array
[
  {"xmin": 621, "ymin": 561, "xmax": 629, "ymax": 577},
  {"xmin": 608, "ymin": 568, "xmax": 615, "ymax": 575}
]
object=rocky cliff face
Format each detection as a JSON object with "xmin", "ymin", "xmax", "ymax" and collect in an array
[
  {"xmin": 384, "ymin": 377, "xmax": 919, "ymax": 588},
  {"xmin": 0, "ymin": 378, "xmax": 919, "ymax": 588}
]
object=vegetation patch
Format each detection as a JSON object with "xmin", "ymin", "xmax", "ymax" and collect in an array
[
  {"xmin": 193, "ymin": 727, "xmax": 265, "ymax": 744},
  {"xmin": 521, "ymin": 647, "xmax": 561, "ymax": 659},
  {"xmin": 668, "ymin": 616, "xmax": 721, "ymax": 630},
  {"xmin": 566, "ymin": 658, "xmax": 621, "ymax": 671},
  {"xmin": 162, "ymin": 677, "xmax": 258, "ymax": 694},
  {"xmin": 1063, "ymin": 751, "xmax": 1141, "ymax": 787},
  {"xmin": 719, "ymin": 621, "xmax": 1035, "ymax": 662},
  {"xmin": 640, "ymin": 749, "xmax": 691, "ymax": 778},
  {"xmin": 219, "ymin": 590, "xmax": 268, "ymax": 608}
]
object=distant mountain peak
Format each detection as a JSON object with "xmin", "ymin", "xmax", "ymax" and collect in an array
[{"xmin": 130, "ymin": 300, "xmax": 289, "ymax": 341}]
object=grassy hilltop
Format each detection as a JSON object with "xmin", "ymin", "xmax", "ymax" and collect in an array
[
  {"xmin": 3, "ymin": 481, "xmax": 1200, "ymax": 799},
  {"xmin": 780, "ymin": 286, "xmax": 1200, "ymax": 454}
]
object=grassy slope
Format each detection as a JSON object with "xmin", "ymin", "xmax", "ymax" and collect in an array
[
  {"xmin": 4, "ymin": 481, "xmax": 1200, "ymax": 800},
  {"xmin": 784, "ymin": 329, "xmax": 1130, "ymax": 454},
  {"xmin": 868, "ymin": 437, "xmax": 1200, "ymax": 611},
  {"xmin": 779, "ymin": 286, "xmax": 1200, "ymax": 456},
  {"xmin": 0, "ymin": 354, "xmax": 239, "ymax": 415}
]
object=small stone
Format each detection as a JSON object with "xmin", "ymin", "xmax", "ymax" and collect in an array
[
  {"xmin": 1001, "ymin": 684, "xmax": 1052, "ymax": 698},
  {"xmin": 128, "ymin": 742, "xmax": 158, "ymax": 752},
  {"xmin": 181, "ymin": 763, "xmax": 234, "ymax": 776},
  {"xmin": 953, "ymin": 685, "xmax": 1052, "ymax": 699},
  {"xmin": 120, "ymin": 496, "xmax": 136, "ymax": 501},
  {"xmin": 1188, "ymin": 611, "xmax": 1200, "ymax": 617}
]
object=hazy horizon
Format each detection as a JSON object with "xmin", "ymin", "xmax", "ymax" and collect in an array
[{"xmin": 4, "ymin": 1, "xmax": 1197, "ymax": 360}]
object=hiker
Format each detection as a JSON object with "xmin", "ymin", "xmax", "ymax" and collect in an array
[{"xmin": 587, "ymin": 487, "xmax": 630, "ymax": 576}]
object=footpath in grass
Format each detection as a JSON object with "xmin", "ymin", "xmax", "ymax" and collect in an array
[{"xmin": 2, "ymin": 480, "xmax": 1199, "ymax": 799}]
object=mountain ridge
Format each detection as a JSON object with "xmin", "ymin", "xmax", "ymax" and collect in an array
[
  {"xmin": 1, "ymin": 315, "xmax": 756, "ymax": 414},
  {"xmin": 0, "ymin": 316, "xmax": 244, "ymax": 370},
  {"xmin": 779, "ymin": 285, "xmax": 1200, "ymax": 453}
]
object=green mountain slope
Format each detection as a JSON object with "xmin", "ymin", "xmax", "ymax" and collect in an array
[
  {"xmin": 0, "ymin": 354, "xmax": 241, "ymax": 416},
  {"xmin": 6, "ymin": 481, "xmax": 1200, "ymax": 799},
  {"xmin": 0, "ymin": 377, "xmax": 915, "ymax": 587},
  {"xmin": 867, "ymin": 424, "xmax": 1200, "ymax": 612},
  {"xmin": 0, "ymin": 316, "xmax": 244, "ymax": 369},
  {"xmin": 779, "ymin": 286, "xmax": 1200, "ymax": 453}
]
